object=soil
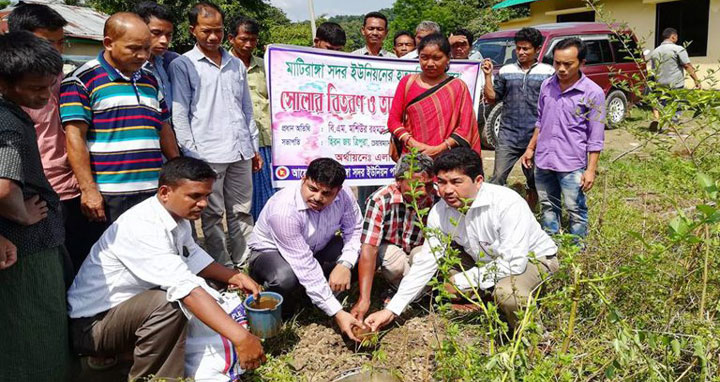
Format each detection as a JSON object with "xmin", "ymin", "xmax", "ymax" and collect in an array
[
  {"xmin": 250, "ymin": 296, "xmax": 280, "ymax": 310},
  {"xmin": 266, "ymin": 314, "xmax": 441, "ymax": 381}
]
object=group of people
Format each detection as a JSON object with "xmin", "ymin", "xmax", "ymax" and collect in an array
[{"xmin": 0, "ymin": 2, "xmax": 607, "ymax": 381}]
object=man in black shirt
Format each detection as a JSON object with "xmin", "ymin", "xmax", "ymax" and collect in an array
[{"xmin": 0, "ymin": 31, "xmax": 70, "ymax": 381}]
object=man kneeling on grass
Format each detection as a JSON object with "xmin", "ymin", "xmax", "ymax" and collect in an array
[
  {"xmin": 350, "ymin": 153, "xmax": 435, "ymax": 320},
  {"xmin": 365, "ymin": 148, "xmax": 558, "ymax": 331},
  {"xmin": 67, "ymin": 157, "xmax": 266, "ymax": 381}
]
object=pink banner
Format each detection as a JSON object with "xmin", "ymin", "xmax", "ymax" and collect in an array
[{"xmin": 266, "ymin": 44, "xmax": 483, "ymax": 187}]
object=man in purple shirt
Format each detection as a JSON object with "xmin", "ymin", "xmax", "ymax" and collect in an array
[
  {"xmin": 521, "ymin": 37, "xmax": 605, "ymax": 240},
  {"xmin": 247, "ymin": 158, "xmax": 364, "ymax": 341}
]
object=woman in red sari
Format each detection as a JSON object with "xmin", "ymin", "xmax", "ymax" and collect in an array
[{"xmin": 388, "ymin": 33, "xmax": 481, "ymax": 158}]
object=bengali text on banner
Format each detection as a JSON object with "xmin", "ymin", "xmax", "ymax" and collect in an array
[{"xmin": 266, "ymin": 44, "xmax": 483, "ymax": 187}]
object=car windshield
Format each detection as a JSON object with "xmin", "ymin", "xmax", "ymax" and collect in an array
[{"xmin": 473, "ymin": 37, "xmax": 516, "ymax": 66}]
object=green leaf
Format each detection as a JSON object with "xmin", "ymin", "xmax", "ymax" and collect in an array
[
  {"xmin": 698, "ymin": 173, "xmax": 717, "ymax": 192},
  {"xmin": 671, "ymin": 338, "xmax": 681, "ymax": 357},
  {"xmin": 605, "ymin": 363, "xmax": 616, "ymax": 378}
]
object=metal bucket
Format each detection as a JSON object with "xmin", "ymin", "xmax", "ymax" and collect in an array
[{"xmin": 243, "ymin": 291, "xmax": 284, "ymax": 339}]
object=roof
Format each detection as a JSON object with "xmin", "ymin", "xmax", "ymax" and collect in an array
[
  {"xmin": 478, "ymin": 22, "xmax": 622, "ymax": 39},
  {"xmin": 493, "ymin": 0, "xmax": 541, "ymax": 9},
  {"xmin": 0, "ymin": 0, "xmax": 108, "ymax": 41}
]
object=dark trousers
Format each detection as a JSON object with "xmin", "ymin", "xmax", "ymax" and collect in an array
[
  {"xmin": 70, "ymin": 289, "xmax": 188, "ymax": 380},
  {"xmin": 60, "ymin": 196, "xmax": 106, "ymax": 276},
  {"xmin": 103, "ymin": 191, "xmax": 155, "ymax": 223},
  {"xmin": 248, "ymin": 236, "xmax": 345, "ymax": 315},
  {"xmin": 490, "ymin": 143, "xmax": 536, "ymax": 190}
]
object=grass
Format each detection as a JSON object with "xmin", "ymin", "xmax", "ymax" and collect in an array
[{"xmin": 240, "ymin": 110, "xmax": 720, "ymax": 381}]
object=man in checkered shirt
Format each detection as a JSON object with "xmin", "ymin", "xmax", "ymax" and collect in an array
[{"xmin": 350, "ymin": 153, "xmax": 436, "ymax": 320}]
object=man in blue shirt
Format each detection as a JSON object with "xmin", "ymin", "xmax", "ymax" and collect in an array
[
  {"xmin": 135, "ymin": 1, "xmax": 180, "ymax": 114},
  {"xmin": 170, "ymin": 2, "xmax": 261, "ymax": 268},
  {"xmin": 482, "ymin": 28, "xmax": 554, "ymax": 209}
]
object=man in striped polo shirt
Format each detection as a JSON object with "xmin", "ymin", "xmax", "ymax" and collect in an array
[{"xmin": 60, "ymin": 12, "xmax": 179, "ymax": 224}]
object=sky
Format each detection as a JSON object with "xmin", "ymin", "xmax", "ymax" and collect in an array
[{"xmin": 269, "ymin": 0, "xmax": 395, "ymax": 22}]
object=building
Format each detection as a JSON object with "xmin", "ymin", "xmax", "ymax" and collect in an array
[
  {"xmin": 493, "ymin": 0, "xmax": 719, "ymax": 87},
  {"xmin": 0, "ymin": 0, "xmax": 107, "ymax": 63}
]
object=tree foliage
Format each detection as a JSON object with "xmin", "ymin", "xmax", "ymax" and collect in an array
[
  {"xmin": 389, "ymin": 0, "xmax": 527, "ymax": 45},
  {"xmin": 86, "ymin": 0, "xmax": 290, "ymax": 53}
]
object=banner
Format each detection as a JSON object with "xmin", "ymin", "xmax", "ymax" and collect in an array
[{"xmin": 266, "ymin": 44, "xmax": 483, "ymax": 187}]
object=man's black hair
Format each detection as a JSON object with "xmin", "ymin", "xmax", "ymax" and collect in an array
[
  {"xmin": 159, "ymin": 157, "xmax": 217, "ymax": 187},
  {"xmin": 189, "ymin": 1, "xmax": 224, "ymax": 26},
  {"xmin": 553, "ymin": 37, "xmax": 587, "ymax": 61},
  {"xmin": 134, "ymin": 1, "xmax": 173, "ymax": 24},
  {"xmin": 363, "ymin": 11, "xmax": 388, "ymax": 28},
  {"xmin": 0, "ymin": 31, "xmax": 62, "ymax": 85},
  {"xmin": 514, "ymin": 27, "xmax": 543, "ymax": 49},
  {"xmin": 417, "ymin": 33, "xmax": 451, "ymax": 58},
  {"xmin": 434, "ymin": 148, "xmax": 484, "ymax": 179},
  {"xmin": 316, "ymin": 22, "xmax": 346, "ymax": 47},
  {"xmin": 453, "ymin": 28, "xmax": 474, "ymax": 45},
  {"xmin": 393, "ymin": 30, "xmax": 414, "ymax": 45},
  {"xmin": 305, "ymin": 158, "xmax": 346, "ymax": 189},
  {"xmin": 7, "ymin": 3, "xmax": 67, "ymax": 33},
  {"xmin": 230, "ymin": 16, "xmax": 260, "ymax": 36},
  {"xmin": 662, "ymin": 27, "xmax": 678, "ymax": 40}
]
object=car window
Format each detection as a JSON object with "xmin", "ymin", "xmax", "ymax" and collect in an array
[
  {"xmin": 542, "ymin": 36, "xmax": 614, "ymax": 65},
  {"xmin": 610, "ymin": 35, "xmax": 639, "ymax": 63},
  {"xmin": 473, "ymin": 38, "xmax": 515, "ymax": 66}
]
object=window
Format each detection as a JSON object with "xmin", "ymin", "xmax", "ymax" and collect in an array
[
  {"xmin": 583, "ymin": 39, "xmax": 613, "ymax": 65},
  {"xmin": 541, "ymin": 36, "xmax": 613, "ymax": 65},
  {"xmin": 557, "ymin": 11, "xmax": 595, "ymax": 23},
  {"xmin": 611, "ymin": 35, "xmax": 639, "ymax": 63},
  {"xmin": 655, "ymin": 0, "xmax": 709, "ymax": 57}
]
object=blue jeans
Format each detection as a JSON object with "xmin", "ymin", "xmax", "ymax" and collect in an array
[{"xmin": 534, "ymin": 167, "xmax": 588, "ymax": 238}]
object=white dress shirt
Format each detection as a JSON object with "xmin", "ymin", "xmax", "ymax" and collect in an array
[
  {"xmin": 67, "ymin": 196, "xmax": 214, "ymax": 318},
  {"xmin": 386, "ymin": 183, "xmax": 557, "ymax": 315},
  {"xmin": 404, "ymin": 49, "xmax": 419, "ymax": 59},
  {"xmin": 170, "ymin": 46, "xmax": 259, "ymax": 164}
]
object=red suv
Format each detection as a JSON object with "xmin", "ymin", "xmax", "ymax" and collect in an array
[{"xmin": 474, "ymin": 22, "xmax": 645, "ymax": 148}]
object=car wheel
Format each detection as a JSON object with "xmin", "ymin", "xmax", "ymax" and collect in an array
[
  {"xmin": 606, "ymin": 90, "xmax": 628, "ymax": 128},
  {"xmin": 481, "ymin": 102, "xmax": 502, "ymax": 150}
]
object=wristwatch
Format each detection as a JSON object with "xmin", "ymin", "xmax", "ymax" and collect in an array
[{"xmin": 336, "ymin": 260, "xmax": 353, "ymax": 269}]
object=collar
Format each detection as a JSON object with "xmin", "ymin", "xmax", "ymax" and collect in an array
[
  {"xmin": 98, "ymin": 51, "xmax": 141, "ymax": 82},
  {"xmin": 551, "ymin": 72, "xmax": 588, "ymax": 94},
  {"xmin": 661, "ymin": 40, "xmax": 675, "ymax": 46},
  {"xmin": 361, "ymin": 46, "xmax": 388, "ymax": 56},
  {"xmin": 295, "ymin": 183, "xmax": 311, "ymax": 211},
  {"xmin": 229, "ymin": 50, "xmax": 261, "ymax": 70},
  {"xmin": 294, "ymin": 182, "xmax": 342, "ymax": 212},
  {"xmin": 148, "ymin": 195, "xmax": 179, "ymax": 232},
  {"xmin": 188, "ymin": 44, "xmax": 231, "ymax": 68},
  {"xmin": 467, "ymin": 183, "xmax": 491, "ymax": 210},
  {"xmin": 387, "ymin": 182, "xmax": 434, "ymax": 207},
  {"xmin": 514, "ymin": 60, "xmax": 539, "ymax": 72}
]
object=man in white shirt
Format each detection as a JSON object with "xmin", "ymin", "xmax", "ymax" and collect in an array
[
  {"xmin": 404, "ymin": 20, "xmax": 440, "ymax": 60},
  {"xmin": 351, "ymin": 11, "xmax": 395, "ymax": 58},
  {"xmin": 67, "ymin": 157, "xmax": 266, "ymax": 381},
  {"xmin": 170, "ymin": 2, "xmax": 261, "ymax": 267},
  {"xmin": 365, "ymin": 148, "xmax": 558, "ymax": 330}
]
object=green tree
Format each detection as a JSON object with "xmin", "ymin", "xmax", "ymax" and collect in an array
[
  {"xmin": 86, "ymin": 0, "xmax": 290, "ymax": 53},
  {"xmin": 0, "ymin": 0, "xmax": 10, "ymax": 10},
  {"xmin": 388, "ymin": 0, "xmax": 527, "ymax": 46}
]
